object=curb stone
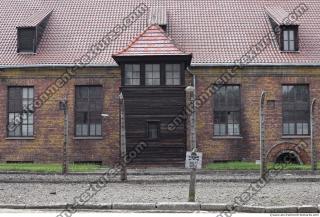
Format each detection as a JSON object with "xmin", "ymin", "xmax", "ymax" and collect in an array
[
  {"xmin": 25, "ymin": 204, "xmax": 67, "ymax": 209},
  {"xmin": 234, "ymin": 205, "xmax": 266, "ymax": 213},
  {"xmin": 298, "ymin": 205, "xmax": 319, "ymax": 213},
  {"xmin": 265, "ymin": 206, "xmax": 298, "ymax": 213},
  {"xmin": 200, "ymin": 203, "xmax": 228, "ymax": 211},
  {"xmin": 0, "ymin": 203, "xmax": 318, "ymax": 212},
  {"xmin": 156, "ymin": 202, "xmax": 200, "ymax": 211},
  {"xmin": 112, "ymin": 203, "xmax": 156, "ymax": 210},
  {"xmin": 0, "ymin": 204, "xmax": 26, "ymax": 209},
  {"xmin": 79, "ymin": 203, "xmax": 112, "ymax": 210}
]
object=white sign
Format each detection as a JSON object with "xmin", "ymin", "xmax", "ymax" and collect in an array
[{"xmin": 185, "ymin": 151, "xmax": 202, "ymax": 169}]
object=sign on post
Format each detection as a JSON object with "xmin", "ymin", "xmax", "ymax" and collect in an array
[{"xmin": 185, "ymin": 151, "xmax": 202, "ymax": 169}]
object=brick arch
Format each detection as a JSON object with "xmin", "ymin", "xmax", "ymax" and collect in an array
[{"xmin": 266, "ymin": 142, "xmax": 310, "ymax": 164}]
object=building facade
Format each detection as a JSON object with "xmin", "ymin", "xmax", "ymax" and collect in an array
[{"xmin": 0, "ymin": 0, "xmax": 319, "ymax": 166}]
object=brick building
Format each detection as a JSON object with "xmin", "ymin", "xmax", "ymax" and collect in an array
[{"xmin": 0, "ymin": 0, "xmax": 319, "ymax": 166}]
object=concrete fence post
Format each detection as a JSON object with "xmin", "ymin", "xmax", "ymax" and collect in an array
[
  {"xmin": 310, "ymin": 98, "xmax": 317, "ymax": 173},
  {"xmin": 119, "ymin": 92, "xmax": 127, "ymax": 181},
  {"xmin": 260, "ymin": 91, "xmax": 267, "ymax": 179}
]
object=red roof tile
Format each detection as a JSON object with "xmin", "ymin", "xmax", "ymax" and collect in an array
[
  {"xmin": 265, "ymin": 6, "xmax": 298, "ymax": 25},
  {"xmin": 113, "ymin": 24, "xmax": 190, "ymax": 57},
  {"xmin": 0, "ymin": 0, "xmax": 319, "ymax": 66},
  {"xmin": 18, "ymin": 8, "xmax": 53, "ymax": 28}
]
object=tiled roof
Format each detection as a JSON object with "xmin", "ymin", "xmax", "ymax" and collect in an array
[
  {"xmin": 113, "ymin": 24, "xmax": 190, "ymax": 57},
  {"xmin": 265, "ymin": 6, "xmax": 298, "ymax": 25},
  {"xmin": 18, "ymin": 8, "xmax": 53, "ymax": 28},
  {"xmin": 0, "ymin": 0, "xmax": 320, "ymax": 67}
]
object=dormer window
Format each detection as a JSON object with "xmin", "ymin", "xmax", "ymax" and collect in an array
[
  {"xmin": 17, "ymin": 9, "xmax": 52, "ymax": 54},
  {"xmin": 17, "ymin": 28, "xmax": 36, "ymax": 53},
  {"xmin": 281, "ymin": 26, "xmax": 298, "ymax": 52},
  {"xmin": 265, "ymin": 6, "xmax": 299, "ymax": 52}
]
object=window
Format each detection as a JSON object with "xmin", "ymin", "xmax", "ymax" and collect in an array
[
  {"xmin": 124, "ymin": 64, "xmax": 140, "ymax": 85},
  {"xmin": 17, "ymin": 28, "xmax": 36, "ymax": 53},
  {"xmin": 75, "ymin": 86, "xmax": 103, "ymax": 137},
  {"xmin": 8, "ymin": 87, "xmax": 34, "ymax": 137},
  {"xmin": 281, "ymin": 27, "xmax": 298, "ymax": 52},
  {"xmin": 282, "ymin": 85, "xmax": 309, "ymax": 135},
  {"xmin": 145, "ymin": 64, "xmax": 160, "ymax": 85},
  {"xmin": 214, "ymin": 85, "xmax": 240, "ymax": 136},
  {"xmin": 283, "ymin": 30, "xmax": 295, "ymax": 51},
  {"xmin": 147, "ymin": 121, "xmax": 160, "ymax": 139},
  {"xmin": 165, "ymin": 64, "xmax": 181, "ymax": 85}
]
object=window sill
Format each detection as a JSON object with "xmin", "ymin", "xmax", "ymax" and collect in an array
[
  {"xmin": 280, "ymin": 50, "xmax": 300, "ymax": 53},
  {"xmin": 212, "ymin": 136, "xmax": 243, "ymax": 140},
  {"xmin": 74, "ymin": 137, "xmax": 103, "ymax": 140},
  {"xmin": 281, "ymin": 135, "xmax": 310, "ymax": 139},
  {"xmin": 6, "ymin": 137, "xmax": 35, "ymax": 140}
]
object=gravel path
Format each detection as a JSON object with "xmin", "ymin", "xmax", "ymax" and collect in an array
[{"xmin": 0, "ymin": 182, "xmax": 319, "ymax": 206}]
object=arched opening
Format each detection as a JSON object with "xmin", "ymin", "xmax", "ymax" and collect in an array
[{"xmin": 275, "ymin": 151, "xmax": 302, "ymax": 164}]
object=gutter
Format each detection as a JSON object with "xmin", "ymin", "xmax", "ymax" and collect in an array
[
  {"xmin": 0, "ymin": 63, "xmax": 118, "ymax": 69},
  {"xmin": 1, "ymin": 62, "xmax": 320, "ymax": 69},
  {"xmin": 190, "ymin": 63, "xmax": 320, "ymax": 67}
]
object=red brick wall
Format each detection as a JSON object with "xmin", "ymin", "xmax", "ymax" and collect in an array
[
  {"xmin": 0, "ymin": 66, "xmax": 319, "ymax": 165},
  {"xmin": 194, "ymin": 66, "xmax": 320, "ymax": 164},
  {"xmin": 0, "ymin": 67, "xmax": 120, "ymax": 165}
]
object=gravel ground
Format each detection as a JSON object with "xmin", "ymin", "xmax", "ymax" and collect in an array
[{"xmin": 0, "ymin": 181, "xmax": 319, "ymax": 206}]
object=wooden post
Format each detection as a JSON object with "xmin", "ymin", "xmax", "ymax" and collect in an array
[
  {"xmin": 260, "ymin": 91, "xmax": 266, "ymax": 179},
  {"xmin": 119, "ymin": 92, "xmax": 127, "ymax": 181},
  {"xmin": 311, "ymin": 98, "xmax": 317, "ymax": 173}
]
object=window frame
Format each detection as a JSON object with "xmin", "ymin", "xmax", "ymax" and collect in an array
[
  {"xmin": 213, "ymin": 85, "xmax": 241, "ymax": 136},
  {"xmin": 145, "ymin": 64, "xmax": 161, "ymax": 86},
  {"xmin": 121, "ymin": 62, "xmax": 184, "ymax": 87},
  {"xmin": 282, "ymin": 84, "xmax": 310, "ymax": 136},
  {"xmin": 7, "ymin": 86, "xmax": 34, "ymax": 137},
  {"xmin": 74, "ymin": 85, "xmax": 104, "ymax": 137},
  {"xmin": 280, "ymin": 26, "xmax": 299, "ymax": 52},
  {"xmin": 123, "ymin": 64, "xmax": 141, "ymax": 86},
  {"xmin": 165, "ymin": 63, "xmax": 182, "ymax": 86},
  {"xmin": 146, "ymin": 120, "xmax": 160, "ymax": 140},
  {"xmin": 17, "ymin": 27, "xmax": 36, "ymax": 53}
]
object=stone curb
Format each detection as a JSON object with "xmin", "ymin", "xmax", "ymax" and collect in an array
[
  {"xmin": 0, "ymin": 170, "xmax": 318, "ymax": 176},
  {"xmin": 112, "ymin": 203, "xmax": 156, "ymax": 210},
  {"xmin": 156, "ymin": 202, "xmax": 200, "ymax": 211},
  {"xmin": 265, "ymin": 206, "xmax": 298, "ymax": 213},
  {"xmin": 0, "ymin": 177, "xmax": 319, "ymax": 184},
  {"xmin": 0, "ymin": 203, "xmax": 319, "ymax": 213},
  {"xmin": 298, "ymin": 205, "xmax": 319, "ymax": 213},
  {"xmin": 234, "ymin": 205, "xmax": 266, "ymax": 213}
]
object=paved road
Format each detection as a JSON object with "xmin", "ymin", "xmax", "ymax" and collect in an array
[{"xmin": 0, "ymin": 181, "xmax": 319, "ymax": 207}]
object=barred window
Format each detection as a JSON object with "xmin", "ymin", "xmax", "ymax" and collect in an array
[
  {"xmin": 282, "ymin": 85, "xmax": 309, "ymax": 135},
  {"xmin": 8, "ymin": 87, "xmax": 34, "ymax": 137},
  {"xmin": 165, "ymin": 64, "xmax": 181, "ymax": 85},
  {"xmin": 145, "ymin": 64, "xmax": 160, "ymax": 85},
  {"xmin": 124, "ymin": 64, "xmax": 140, "ymax": 85},
  {"xmin": 214, "ymin": 85, "xmax": 241, "ymax": 136},
  {"xmin": 75, "ymin": 86, "xmax": 103, "ymax": 137}
]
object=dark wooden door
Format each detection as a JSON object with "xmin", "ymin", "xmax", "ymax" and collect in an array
[{"xmin": 123, "ymin": 87, "xmax": 186, "ymax": 166}]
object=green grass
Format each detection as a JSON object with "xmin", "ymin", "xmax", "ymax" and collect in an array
[
  {"xmin": 0, "ymin": 163, "xmax": 105, "ymax": 173},
  {"xmin": 205, "ymin": 161, "xmax": 320, "ymax": 171}
]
